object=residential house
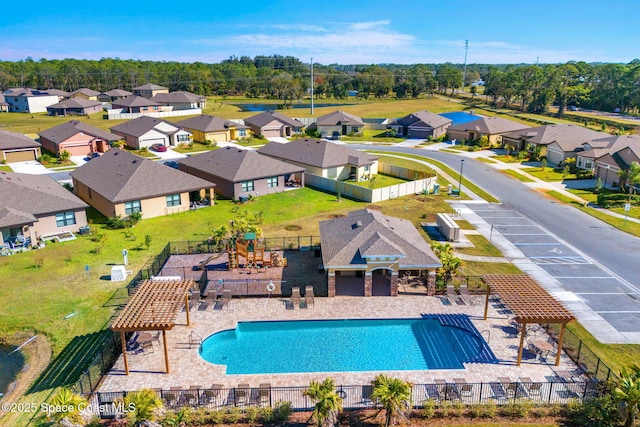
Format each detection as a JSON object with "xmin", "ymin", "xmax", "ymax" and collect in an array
[
  {"xmin": 0, "ymin": 95, "xmax": 10, "ymax": 112},
  {"xmin": 152, "ymin": 91, "xmax": 207, "ymax": 110},
  {"xmin": 69, "ymin": 88, "xmax": 100, "ymax": 101},
  {"xmin": 315, "ymin": 110, "xmax": 364, "ymax": 138},
  {"xmin": 0, "ymin": 130, "xmax": 42, "ymax": 162},
  {"xmin": 592, "ymin": 139, "xmax": 640, "ymax": 188},
  {"xmin": 0, "ymin": 172, "xmax": 88, "ymax": 247},
  {"xmin": 446, "ymin": 116, "xmax": 530, "ymax": 145},
  {"xmin": 111, "ymin": 95, "xmax": 166, "ymax": 115},
  {"xmin": 97, "ymin": 89, "xmax": 133, "ymax": 103},
  {"xmin": 44, "ymin": 88, "xmax": 71, "ymax": 101},
  {"xmin": 132, "ymin": 83, "xmax": 169, "ymax": 99},
  {"xmin": 2, "ymin": 88, "xmax": 60, "ymax": 113},
  {"xmin": 388, "ymin": 110, "xmax": 452, "ymax": 139},
  {"xmin": 110, "ymin": 116, "xmax": 192, "ymax": 150},
  {"xmin": 244, "ymin": 110, "xmax": 305, "ymax": 138},
  {"xmin": 69, "ymin": 149, "xmax": 215, "ymax": 219},
  {"xmin": 39, "ymin": 120, "xmax": 120, "ymax": 156},
  {"xmin": 319, "ymin": 209, "xmax": 441, "ymax": 297},
  {"xmin": 178, "ymin": 147, "xmax": 305, "ymax": 199},
  {"xmin": 502, "ymin": 124, "xmax": 605, "ymax": 164},
  {"xmin": 576, "ymin": 135, "xmax": 640, "ymax": 172},
  {"xmin": 175, "ymin": 115, "xmax": 249, "ymax": 143},
  {"xmin": 46, "ymin": 98, "xmax": 103, "ymax": 116},
  {"xmin": 258, "ymin": 138, "xmax": 378, "ymax": 182}
]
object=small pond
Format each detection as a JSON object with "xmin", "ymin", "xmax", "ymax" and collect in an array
[
  {"xmin": 231, "ymin": 102, "xmax": 354, "ymax": 112},
  {"xmin": 0, "ymin": 344, "xmax": 25, "ymax": 397}
]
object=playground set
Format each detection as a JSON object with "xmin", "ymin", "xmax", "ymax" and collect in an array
[{"xmin": 194, "ymin": 232, "xmax": 286, "ymax": 272}]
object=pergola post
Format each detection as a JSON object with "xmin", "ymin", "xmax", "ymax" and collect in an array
[
  {"xmin": 185, "ymin": 292, "xmax": 191, "ymax": 326},
  {"xmin": 162, "ymin": 330, "xmax": 170, "ymax": 373},
  {"xmin": 483, "ymin": 285, "xmax": 491, "ymax": 320},
  {"xmin": 120, "ymin": 331, "xmax": 129, "ymax": 375},
  {"xmin": 555, "ymin": 322, "xmax": 567, "ymax": 366},
  {"xmin": 517, "ymin": 321, "xmax": 527, "ymax": 366}
]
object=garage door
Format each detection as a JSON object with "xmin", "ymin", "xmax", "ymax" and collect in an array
[
  {"xmin": 546, "ymin": 148, "xmax": 564, "ymax": 165},
  {"xmin": 408, "ymin": 127, "xmax": 432, "ymax": 139},
  {"xmin": 139, "ymin": 138, "xmax": 166, "ymax": 149},
  {"xmin": 261, "ymin": 128, "xmax": 281, "ymax": 138},
  {"xmin": 61, "ymin": 144, "xmax": 92, "ymax": 157},
  {"xmin": 4, "ymin": 150, "xmax": 37, "ymax": 162}
]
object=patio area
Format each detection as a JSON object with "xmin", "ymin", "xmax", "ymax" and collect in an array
[{"xmin": 98, "ymin": 293, "xmax": 586, "ymax": 394}]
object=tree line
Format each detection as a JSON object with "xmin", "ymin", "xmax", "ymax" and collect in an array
[{"xmin": 0, "ymin": 56, "xmax": 638, "ymax": 115}]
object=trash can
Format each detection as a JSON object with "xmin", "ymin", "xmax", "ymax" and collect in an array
[
  {"xmin": 433, "ymin": 183, "xmax": 440, "ymax": 195},
  {"xmin": 447, "ymin": 184, "xmax": 453, "ymax": 194}
]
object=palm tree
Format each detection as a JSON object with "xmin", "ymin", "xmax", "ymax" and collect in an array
[
  {"xmin": 47, "ymin": 388, "xmax": 88, "ymax": 425},
  {"xmin": 303, "ymin": 378, "xmax": 343, "ymax": 427},
  {"xmin": 614, "ymin": 366, "xmax": 640, "ymax": 427},
  {"xmin": 430, "ymin": 242, "xmax": 463, "ymax": 285},
  {"xmin": 617, "ymin": 162, "xmax": 640, "ymax": 197},
  {"xmin": 371, "ymin": 374, "xmax": 412, "ymax": 427},
  {"xmin": 120, "ymin": 388, "xmax": 163, "ymax": 426}
]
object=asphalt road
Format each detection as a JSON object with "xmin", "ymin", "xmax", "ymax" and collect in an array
[{"xmin": 352, "ymin": 145, "xmax": 640, "ymax": 289}]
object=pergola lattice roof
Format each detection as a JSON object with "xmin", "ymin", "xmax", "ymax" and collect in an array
[
  {"xmin": 482, "ymin": 274, "xmax": 574, "ymax": 324},
  {"xmin": 111, "ymin": 279, "xmax": 195, "ymax": 332}
]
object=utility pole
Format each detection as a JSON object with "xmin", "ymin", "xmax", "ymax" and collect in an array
[
  {"xmin": 310, "ymin": 57, "xmax": 314, "ymax": 115},
  {"xmin": 462, "ymin": 39, "xmax": 468, "ymax": 88}
]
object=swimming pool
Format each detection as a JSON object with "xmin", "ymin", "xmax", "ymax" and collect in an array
[
  {"xmin": 199, "ymin": 317, "xmax": 490, "ymax": 374},
  {"xmin": 439, "ymin": 111, "xmax": 482, "ymax": 126}
]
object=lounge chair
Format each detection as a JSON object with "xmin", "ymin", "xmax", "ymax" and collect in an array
[
  {"xmin": 258, "ymin": 383, "xmax": 271, "ymax": 406},
  {"xmin": 361, "ymin": 385, "xmax": 374, "ymax": 407},
  {"xmin": 203, "ymin": 384, "xmax": 223, "ymax": 404},
  {"xmin": 235, "ymin": 383, "xmax": 250, "ymax": 406},
  {"xmin": 290, "ymin": 287, "xmax": 301, "ymax": 309},
  {"xmin": 221, "ymin": 289, "xmax": 232, "ymax": 309},
  {"xmin": 198, "ymin": 290, "xmax": 216, "ymax": 311},
  {"xmin": 446, "ymin": 285, "xmax": 462, "ymax": 305},
  {"xmin": 304, "ymin": 286, "xmax": 314, "ymax": 308},
  {"xmin": 458, "ymin": 285, "xmax": 477, "ymax": 305},
  {"xmin": 455, "ymin": 378, "xmax": 473, "ymax": 397},
  {"xmin": 188, "ymin": 291, "xmax": 201, "ymax": 311}
]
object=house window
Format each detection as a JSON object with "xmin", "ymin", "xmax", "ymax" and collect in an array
[
  {"xmin": 56, "ymin": 211, "xmax": 76, "ymax": 227},
  {"xmin": 364, "ymin": 165, "xmax": 370, "ymax": 172},
  {"xmin": 166, "ymin": 193, "xmax": 181, "ymax": 207},
  {"xmin": 238, "ymin": 129, "xmax": 247, "ymax": 137},
  {"xmin": 124, "ymin": 200, "xmax": 141, "ymax": 215},
  {"xmin": 177, "ymin": 134, "xmax": 190, "ymax": 142},
  {"xmin": 267, "ymin": 176, "xmax": 278, "ymax": 188},
  {"xmin": 241, "ymin": 180, "xmax": 254, "ymax": 192},
  {"xmin": 585, "ymin": 159, "xmax": 593, "ymax": 169}
]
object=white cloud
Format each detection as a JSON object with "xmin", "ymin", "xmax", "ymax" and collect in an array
[{"xmin": 349, "ymin": 20, "xmax": 390, "ymax": 30}]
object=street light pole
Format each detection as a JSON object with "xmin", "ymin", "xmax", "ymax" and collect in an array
[
  {"xmin": 458, "ymin": 159, "xmax": 465, "ymax": 197},
  {"xmin": 604, "ymin": 165, "xmax": 610, "ymax": 193}
]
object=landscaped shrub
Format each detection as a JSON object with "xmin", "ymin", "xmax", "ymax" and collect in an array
[
  {"xmin": 597, "ymin": 193, "xmax": 640, "ymax": 208},
  {"xmin": 565, "ymin": 395, "xmax": 620, "ymax": 427},
  {"xmin": 422, "ymin": 399, "xmax": 436, "ymax": 419},
  {"xmin": 500, "ymin": 399, "xmax": 535, "ymax": 418},
  {"xmin": 468, "ymin": 402, "xmax": 498, "ymax": 418},
  {"xmin": 106, "ymin": 212, "xmax": 142, "ymax": 229},
  {"xmin": 262, "ymin": 400, "xmax": 292, "ymax": 425}
]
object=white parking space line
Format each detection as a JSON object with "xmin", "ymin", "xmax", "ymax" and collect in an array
[{"xmin": 555, "ymin": 276, "xmax": 613, "ymax": 279}]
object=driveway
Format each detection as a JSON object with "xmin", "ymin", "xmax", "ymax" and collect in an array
[
  {"xmin": 150, "ymin": 147, "xmax": 188, "ymax": 160},
  {"xmin": 7, "ymin": 160, "xmax": 49, "ymax": 175}
]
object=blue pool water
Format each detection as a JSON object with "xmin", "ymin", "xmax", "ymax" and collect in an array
[
  {"xmin": 439, "ymin": 111, "xmax": 482, "ymax": 126},
  {"xmin": 199, "ymin": 318, "xmax": 488, "ymax": 374}
]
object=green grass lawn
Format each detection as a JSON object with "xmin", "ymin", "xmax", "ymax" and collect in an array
[
  {"xmin": 500, "ymin": 168, "xmax": 536, "ymax": 182},
  {"xmin": 340, "ymin": 128, "xmax": 405, "ymax": 143},
  {"xmin": 172, "ymin": 141, "xmax": 217, "ymax": 153},
  {"xmin": 490, "ymin": 154, "xmax": 521, "ymax": 163},
  {"xmin": 348, "ymin": 173, "xmax": 409, "ymax": 189},
  {"xmin": 476, "ymin": 157, "xmax": 496, "ymax": 164},
  {"xmin": 525, "ymin": 167, "xmax": 576, "ymax": 181},
  {"xmin": 0, "ymin": 165, "xmax": 12, "ymax": 171},
  {"xmin": 456, "ymin": 234, "xmax": 505, "ymax": 257}
]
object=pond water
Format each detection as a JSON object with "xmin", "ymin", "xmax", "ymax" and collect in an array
[
  {"xmin": 232, "ymin": 102, "xmax": 354, "ymax": 112},
  {"xmin": 0, "ymin": 344, "xmax": 25, "ymax": 397}
]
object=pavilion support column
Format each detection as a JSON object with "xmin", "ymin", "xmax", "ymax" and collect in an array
[
  {"xmin": 483, "ymin": 286, "xmax": 491, "ymax": 320},
  {"xmin": 390, "ymin": 272, "xmax": 399, "ymax": 297},
  {"xmin": 516, "ymin": 322, "xmax": 527, "ymax": 366},
  {"xmin": 162, "ymin": 330, "xmax": 170, "ymax": 374},
  {"xmin": 426, "ymin": 271, "xmax": 436, "ymax": 296},
  {"xmin": 327, "ymin": 272, "xmax": 336, "ymax": 297},
  {"xmin": 364, "ymin": 272, "xmax": 372, "ymax": 297},
  {"xmin": 555, "ymin": 323, "xmax": 567, "ymax": 366},
  {"xmin": 185, "ymin": 293, "xmax": 191, "ymax": 326},
  {"xmin": 120, "ymin": 331, "xmax": 129, "ymax": 376}
]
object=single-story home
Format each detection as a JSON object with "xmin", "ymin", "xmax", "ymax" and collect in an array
[
  {"xmin": 258, "ymin": 138, "xmax": 378, "ymax": 182},
  {"xmin": 0, "ymin": 130, "xmax": 42, "ymax": 162},
  {"xmin": 577, "ymin": 135, "xmax": 640, "ymax": 172},
  {"xmin": 502, "ymin": 124, "xmax": 605, "ymax": 164},
  {"xmin": 0, "ymin": 172, "xmax": 88, "ymax": 247},
  {"xmin": 388, "ymin": 110, "xmax": 452, "ymax": 139},
  {"xmin": 69, "ymin": 88, "xmax": 100, "ymax": 101},
  {"xmin": 319, "ymin": 209, "xmax": 441, "ymax": 297},
  {"xmin": 244, "ymin": 110, "xmax": 305, "ymax": 138},
  {"xmin": 446, "ymin": 116, "xmax": 530, "ymax": 144},
  {"xmin": 178, "ymin": 147, "xmax": 305, "ymax": 199},
  {"xmin": 111, "ymin": 95, "xmax": 168, "ymax": 114},
  {"xmin": 110, "ymin": 116, "xmax": 192, "ymax": 150},
  {"xmin": 70, "ymin": 149, "xmax": 215, "ymax": 219},
  {"xmin": 39, "ymin": 120, "xmax": 120, "ymax": 157},
  {"xmin": 152, "ymin": 91, "xmax": 207, "ymax": 110},
  {"xmin": 43, "ymin": 88, "xmax": 70, "ymax": 101},
  {"xmin": 315, "ymin": 110, "xmax": 364, "ymax": 138},
  {"xmin": 133, "ymin": 83, "xmax": 169, "ymax": 99},
  {"xmin": 593, "ymin": 142, "xmax": 640, "ymax": 188},
  {"xmin": 46, "ymin": 98, "xmax": 103, "ymax": 116},
  {"xmin": 175, "ymin": 115, "xmax": 249, "ymax": 143},
  {"xmin": 97, "ymin": 89, "xmax": 133, "ymax": 103}
]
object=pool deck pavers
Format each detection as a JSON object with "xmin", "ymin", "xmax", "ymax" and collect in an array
[{"xmin": 98, "ymin": 295, "xmax": 582, "ymax": 393}]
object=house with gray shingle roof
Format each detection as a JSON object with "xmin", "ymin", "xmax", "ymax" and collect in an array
[
  {"xmin": 46, "ymin": 98, "xmax": 103, "ymax": 117},
  {"xmin": 446, "ymin": 116, "xmax": 530, "ymax": 145},
  {"xmin": 69, "ymin": 88, "xmax": 101, "ymax": 101},
  {"xmin": 152, "ymin": 91, "xmax": 207, "ymax": 110},
  {"xmin": 577, "ymin": 135, "xmax": 640, "ymax": 178},
  {"xmin": 388, "ymin": 110, "xmax": 452, "ymax": 139},
  {"xmin": 244, "ymin": 110, "xmax": 304, "ymax": 138},
  {"xmin": 315, "ymin": 110, "xmax": 364, "ymax": 139},
  {"xmin": 0, "ymin": 130, "xmax": 42, "ymax": 162},
  {"xmin": 98, "ymin": 89, "xmax": 133, "ymax": 103},
  {"xmin": 110, "ymin": 116, "xmax": 192, "ymax": 150},
  {"xmin": 258, "ymin": 138, "xmax": 378, "ymax": 182},
  {"xmin": 132, "ymin": 83, "xmax": 169, "ymax": 99},
  {"xmin": 175, "ymin": 115, "xmax": 249, "ymax": 143},
  {"xmin": 319, "ymin": 209, "xmax": 441, "ymax": 297},
  {"xmin": 69, "ymin": 149, "xmax": 215, "ymax": 219},
  {"xmin": 39, "ymin": 120, "xmax": 120, "ymax": 156},
  {"xmin": 111, "ymin": 95, "xmax": 166, "ymax": 115},
  {"xmin": 178, "ymin": 146, "xmax": 305, "ymax": 199},
  {"xmin": 0, "ymin": 172, "xmax": 88, "ymax": 247},
  {"xmin": 2, "ymin": 88, "xmax": 60, "ymax": 113}
]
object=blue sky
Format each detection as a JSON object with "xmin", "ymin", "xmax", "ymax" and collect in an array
[{"xmin": 2, "ymin": 0, "xmax": 638, "ymax": 65}]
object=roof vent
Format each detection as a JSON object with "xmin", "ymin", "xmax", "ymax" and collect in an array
[{"xmin": 355, "ymin": 220, "xmax": 363, "ymax": 228}]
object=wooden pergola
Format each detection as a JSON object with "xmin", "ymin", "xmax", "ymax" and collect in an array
[
  {"xmin": 111, "ymin": 278, "xmax": 196, "ymax": 375},
  {"xmin": 482, "ymin": 274, "xmax": 575, "ymax": 367}
]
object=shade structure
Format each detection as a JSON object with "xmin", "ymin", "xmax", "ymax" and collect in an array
[
  {"xmin": 111, "ymin": 278, "xmax": 196, "ymax": 375},
  {"xmin": 481, "ymin": 274, "xmax": 575, "ymax": 366}
]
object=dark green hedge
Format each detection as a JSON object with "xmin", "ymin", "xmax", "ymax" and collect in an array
[{"xmin": 596, "ymin": 193, "xmax": 640, "ymax": 208}]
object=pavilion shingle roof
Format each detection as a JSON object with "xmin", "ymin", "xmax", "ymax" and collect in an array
[
  {"xmin": 258, "ymin": 138, "xmax": 377, "ymax": 168},
  {"xmin": 482, "ymin": 274, "xmax": 575, "ymax": 324}
]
